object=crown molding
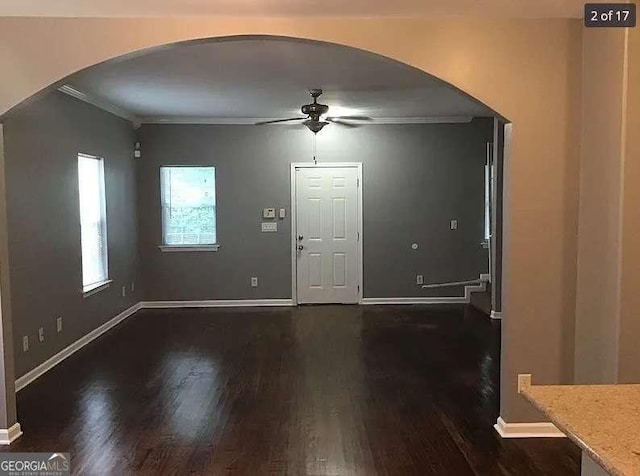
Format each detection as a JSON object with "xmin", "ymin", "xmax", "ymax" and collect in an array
[
  {"xmin": 139, "ymin": 116, "xmax": 475, "ymax": 125},
  {"xmin": 54, "ymin": 88, "xmax": 475, "ymax": 127},
  {"xmin": 57, "ymin": 85, "xmax": 140, "ymax": 126}
]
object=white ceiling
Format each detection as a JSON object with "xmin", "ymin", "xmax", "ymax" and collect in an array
[
  {"xmin": 68, "ymin": 39, "xmax": 493, "ymax": 121},
  {"xmin": 0, "ymin": 0, "xmax": 604, "ymax": 17}
]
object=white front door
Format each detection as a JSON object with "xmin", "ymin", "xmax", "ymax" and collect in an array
[{"xmin": 294, "ymin": 165, "xmax": 360, "ymax": 304}]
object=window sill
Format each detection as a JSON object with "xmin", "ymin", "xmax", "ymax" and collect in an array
[
  {"xmin": 82, "ymin": 279, "xmax": 112, "ymax": 298},
  {"xmin": 158, "ymin": 245, "xmax": 221, "ymax": 252}
]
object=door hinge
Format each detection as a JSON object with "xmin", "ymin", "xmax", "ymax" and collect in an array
[
  {"xmin": 357, "ymin": 231, "xmax": 360, "ymax": 241},
  {"xmin": 357, "ymin": 178, "xmax": 360, "ymax": 187},
  {"xmin": 357, "ymin": 285, "xmax": 360, "ymax": 292}
]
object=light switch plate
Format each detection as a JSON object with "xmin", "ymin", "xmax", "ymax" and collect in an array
[
  {"xmin": 279, "ymin": 208, "xmax": 286, "ymax": 219},
  {"xmin": 450, "ymin": 219, "xmax": 458, "ymax": 230},
  {"xmin": 261, "ymin": 222, "xmax": 277, "ymax": 232}
]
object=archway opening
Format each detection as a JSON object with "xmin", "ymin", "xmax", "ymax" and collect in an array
[{"xmin": 0, "ymin": 35, "xmax": 519, "ymax": 469}]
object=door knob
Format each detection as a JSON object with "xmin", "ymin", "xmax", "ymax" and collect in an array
[
  {"xmin": 297, "ymin": 245, "xmax": 304, "ymax": 251},
  {"xmin": 298, "ymin": 235, "xmax": 304, "ymax": 241}
]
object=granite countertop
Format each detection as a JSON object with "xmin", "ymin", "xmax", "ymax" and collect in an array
[{"xmin": 521, "ymin": 384, "xmax": 640, "ymax": 476}]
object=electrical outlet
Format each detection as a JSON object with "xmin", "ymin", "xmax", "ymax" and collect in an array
[
  {"xmin": 38, "ymin": 327, "xmax": 45, "ymax": 343},
  {"xmin": 450, "ymin": 219, "xmax": 458, "ymax": 230},
  {"xmin": 121, "ymin": 286, "xmax": 126, "ymax": 297},
  {"xmin": 416, "ymin": 275, "xmax": 424, "ymax": 285},
  {"xmin": 22, "ymin": 336, "xmax": 29, "ymax": 352},
  {"xmin": 56, "ymin": 317, "xmax": 63, "ymax": 333},
  {"xmin": 251, "ymin": 277, "xmax": 258, "ymax": 288},
  {"xmin": 517, "ymin": 373, "xmax": 532, "ymax": 393}
]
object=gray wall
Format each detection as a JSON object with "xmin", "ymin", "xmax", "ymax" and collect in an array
[
  {"xmin": 138, "ymin": 119, "xmax": 493, "ymax": 301},
  {"xmin": 3, "ymin": 92, "xmax": 139, "ymax": 378}
]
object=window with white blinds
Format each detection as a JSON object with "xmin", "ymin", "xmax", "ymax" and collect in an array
[
  {"xmin": 78, "ymin": 154, "xmax": 108, "ymax": 292},
  {"xmin": 160, "ymin": 166, "xmax": 216, "ymax": 246}
]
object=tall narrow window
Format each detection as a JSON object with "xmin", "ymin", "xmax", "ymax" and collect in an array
[
  {"xmin": 484, "ymin": 161, "xmax": 491, "ymax": 241},
  {"xmin": 78, "ymin": 154, "xmax": 108, "ymax": 292},
  {"xmin": 484, "ymin": 143, "xmax": 494, "ymax": 242},
  {"xmin": 160, "ymin": 166, "xmax": 217, "ymax": 247}
]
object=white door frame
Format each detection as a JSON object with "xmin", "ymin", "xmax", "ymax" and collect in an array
[{"xmin": 290, "ymin": 162, "xmax": 364, "ymax": 305}]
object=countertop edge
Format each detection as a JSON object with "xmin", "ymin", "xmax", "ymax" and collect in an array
[{"xmin": 521, "ymin": 387, "xmax": 622, "ymax": 476}]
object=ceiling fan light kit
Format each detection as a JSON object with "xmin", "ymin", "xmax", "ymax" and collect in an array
[
  {"xmin": 255, "ymin": 89, "xmax": 372, "ymax": 134},
  {"xmin": 302, "ymin": 119, "xmax": 329, "ymax": 134}
]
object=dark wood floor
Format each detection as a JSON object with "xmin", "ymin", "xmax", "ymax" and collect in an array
[{"xmin": 2, "ymin": 304, "xmax": 580, "ymax": 475}]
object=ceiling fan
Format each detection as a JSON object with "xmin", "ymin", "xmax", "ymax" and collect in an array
[{"xmin": 255, "ymin": 89, "xmax": 372, "ymax": 133}]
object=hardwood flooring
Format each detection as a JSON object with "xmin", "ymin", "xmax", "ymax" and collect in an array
[{"xmin": 1, "ymin": 304, "xmax": 580, "ymax": 475}]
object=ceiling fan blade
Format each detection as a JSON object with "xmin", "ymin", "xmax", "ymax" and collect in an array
[
  {"xmin": 326, "ymin": 115, "xmax": 373, "ymax": 122},
  {"xmin": 254, "ymin": 117, "xmax": 305, "ymax": 125},
  {"xmin": 326, "ymin": 118, "xmax": 358, "ymax": 128}
]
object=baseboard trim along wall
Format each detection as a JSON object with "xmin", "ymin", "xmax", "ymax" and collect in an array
[
  {"xmin": 0, "ymin": 423, "xmax": 23, "ymax": 445},
  {"xmin": 139, "ymin": 299, "xmax": 294, "ymax": 309},
  {"xmin": 15, "ymin": 302, "xmax": 143, "ymax": 392},
  {"xmin": 14, "ymin": 293, "xmax": 487, "ymax": 392},
  {"xmin": 494, "ymin": 417, "xmax": 566, "ymax": 438},
  {"xmin": 362, "ymin": 297, "xmax": 467, "ymax": 305},
  {"xmin": 490, "ymin": 311, "xmax": 503, "ymax": 320},
  {"xmin": 363, "ymin": 277, "xmax": 487, "ymax": 305}
]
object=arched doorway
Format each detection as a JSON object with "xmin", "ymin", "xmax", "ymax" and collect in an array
[{"xmin": 0, "ymin": 21, "xmax": 581, "ymax": 445}]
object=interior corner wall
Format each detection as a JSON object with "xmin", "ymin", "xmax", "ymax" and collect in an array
[
  {"xmin": 137, "ymin": 119, "xmax": 493, "ymax": 301},
  {"xmin": 0, "ymin": 124, "xmax": 18, "ymax": 427},
  {"xmin": 618, "ymin": 26, "xmax": 640, "ymax": 383},
  {"xmin": 574, "ymin": 28, "xmax": 627, "ymax": 384},
  {"xmin": 2, "ymin": 91, "xmax": 139, "ymax": 379}
]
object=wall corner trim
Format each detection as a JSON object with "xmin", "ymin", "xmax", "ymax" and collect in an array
[
  {"xmin": 14, "ymin": 302, "xmax": 143, "ymax": 392},
  {"xmin": 139, "ymin": 299, "xmax": 294, "ymax": 309},
  {"xmin": 490, "ymin": 311, "xmax": 502, "ymax": 320},
  {"xmin": 0, "ymin": 423, "xmax": 23, "ymax": 445},
  {"xmin": 493, "ymin": 416, "xmax": 566, "ymax": 438}
]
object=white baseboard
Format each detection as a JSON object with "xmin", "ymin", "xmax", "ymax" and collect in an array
[
  {"xmin": 494, "ymin": 416, "xmax": 566, "ymax": 438},
  {"xmin": 15, "ymin": 302, "xmax": 143, "ymax": 392},
  {"xmin": 361, "ymin": 274, "xmax": 490, "ymax": 306},
  {"xmin": 464, "ymin": 282, "xmax": 486, "ymax": 301},
  {"xmin": 480, "ymin": 273, "xmax": 491, "ymax": 282},
  {"xmin": 139, "ymin": 299, "xmax": 294, "ymax": 309},
  {"xmin": 362, "ymin": 297, "xmax": 467, "ymax": 305},
  {"xmin": 0, "ymin": 423, "xmax": 23, "ymax": 445},
  {"xmin": 13, "ymin": 300, "xmax": 291, "ymax": 392},
  {"xmin": 490, "ymin": 311, "xmax": 503, "ymax": 320}
]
